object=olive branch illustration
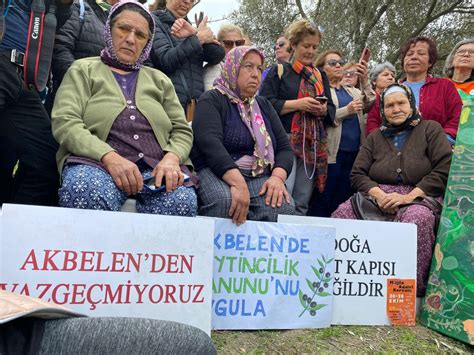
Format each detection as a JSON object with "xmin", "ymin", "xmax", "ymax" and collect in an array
[{"xmin": 298, "ymin": 255, "xmax": 333, "ymax": 317}]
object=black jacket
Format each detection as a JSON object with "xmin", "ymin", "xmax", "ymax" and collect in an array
[
  {"xmin": 260, "ymin": 62, "xmax": 336, "ymax": 133},
  {"xmin": 150, "ymin": 9, "xmax": 225, "ymax": 108},
  {"xmin": 52, "ymin": 0, "xmax": 107, "ymax": 87},
  {"xmin": 191, "ymin": 90, "xmax": 293, "ymax": 178}
]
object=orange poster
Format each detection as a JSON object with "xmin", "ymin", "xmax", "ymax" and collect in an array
[{"xmin": 386, "ymin": 279, "xmax": 416, "ymax": 326}]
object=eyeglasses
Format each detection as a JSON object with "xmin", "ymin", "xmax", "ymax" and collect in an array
[
  {"xmin": 455, "ymin": 48, "xmax": 474, "ymax": 57},
  {"xmin": 273, "ymin": 41, "xmax": 287, "ymax": 50},
  {"xmin": 114, "ymin": 22, "xmax": 150, "ymax": 42},
  {"xmin": 343, "ymin": 70, "xmax": 358, "ymax": 77},
  {"xmin": 326, "ymin": 59, "xmax": 345, "ymax": 67},
  {"xmin": 222, "ymin": 39, "xmax": 245, "ymax": 49}
]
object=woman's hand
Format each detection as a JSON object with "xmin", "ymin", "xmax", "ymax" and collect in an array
[
  {"xmin": 355, "ymin": 60, "xmax": 369, "ymax": 83},
  {"xmin": 196, "ymin": 16, "xmax": 219, "ymax": 45},
  {"xmin": 378, "ymin": 192, "xmax": 413, "ymax": 210},
  {"xmin": 259, "ymin": 172, "xmax": 290, "ymax": 208},
  {"xmin": 101, "ymin": 151, "xmax": 143, "ymax": 196},
  {"xmin": 222, "ymin": 169, "xmax": 250, "ymax": 225},
  {"xmin": 152, "ymin": 152, "xmax": 184, "ymax": 193},
  {"xmin": 298, "ymin": 97, "xmax": 327, "ymax": 116},
  {"xmin": 170, "ymin": 18, "xmax": 197, "ymax": 39},
  {"xmin": 347, "ymin": 99, "xmax": 363, "ymax": 114},
  {"xmin": 368, "ymin": 186, "xmax": 397, "ymax": 214}
]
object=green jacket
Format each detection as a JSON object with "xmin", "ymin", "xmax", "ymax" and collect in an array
[{"xmin": 52, "ymin": 57, "xmax": 193, "ymax": 174}]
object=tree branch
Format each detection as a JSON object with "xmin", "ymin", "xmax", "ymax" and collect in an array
[{"xmin": 295, "ymin": 0, "xmax": 308, "ymax": 19}]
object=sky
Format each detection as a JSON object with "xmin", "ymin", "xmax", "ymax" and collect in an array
[{"xmin": 188, "ymin": 0, "xmax": 240, "ymax": 34}]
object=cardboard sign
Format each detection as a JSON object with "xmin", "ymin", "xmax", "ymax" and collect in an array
[
  {"xmin": 0, "ymin": 204, "xmax": 215, "ymax": 334},
  {"xmin": 279, "ymin": 215, "xmax": 417, "ymax": 325},
  {"xmin": 211, "ymin": 219, "xmax": 336, "ymax": 330}
]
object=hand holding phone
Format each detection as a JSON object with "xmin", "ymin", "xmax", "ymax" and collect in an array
[
  {"xmin": 359, "ymin": 47, "xmax": 371, "ymax": 64},
  {"xmin": 143, "ymin": 173, "xmax": 190, "ymax": 193},
  {"xmin": 315, "ymin": 96, "xmax": 328, "ymax": 104}
]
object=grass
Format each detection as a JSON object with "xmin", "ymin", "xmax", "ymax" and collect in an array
[{"xmin": 211, "ymin": 324, "xmax": 473, "ymax": 353}]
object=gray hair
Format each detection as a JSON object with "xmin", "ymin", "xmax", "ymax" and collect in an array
[
  {"xmin": 369, "ymin": 62, "xmax": 396, "ymax": 84},
  {"xmin": 444, "ymin": 38, "xmax": 474, "ymax": 78}
]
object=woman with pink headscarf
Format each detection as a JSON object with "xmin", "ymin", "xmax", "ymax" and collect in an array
[{"xmin": 191, "ymin": 46, "xmax": 295, "ymax": 225}]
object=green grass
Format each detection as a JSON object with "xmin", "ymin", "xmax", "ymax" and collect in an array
[{"xmin": 211, "ymin": 324, "xmax": 472, "ymax": 353}]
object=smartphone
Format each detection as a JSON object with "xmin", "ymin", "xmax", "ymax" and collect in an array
[
  {"xmin": 143, "ymin": 174, "xmax": 191, "ymax": 193},
  {"xmin": 315, "ymin": 96, "xmax": 328, "ymax": 104},
  {"xmin": 359, "ymin": 47, "xmax": 371, "ymax": 64},
  {"xmin": 143, "ymin": 176, "xmax": 165, "ymax": 193}
]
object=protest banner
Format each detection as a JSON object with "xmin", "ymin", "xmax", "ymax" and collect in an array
[
  {"xmin": 420, "ymin": 101, "xmax": 474, "ymax": 345},
  {"xmin": 0, "ymin": 204, "xmax": 215, "ymax": 334},
  {"xmin": 211, "ymin": 219, "xmax": 335, "ymax": 330},
  {"xmin": 279, "ymin": 215, "xmax": 417, "ymax": 325}
]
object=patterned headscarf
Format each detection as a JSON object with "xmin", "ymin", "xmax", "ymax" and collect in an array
[
  {"xmin": 379, "ymin": 83, "xmax": 421, "ymax": 137},
  {"xmin": 213, "ymin": 46, "xmax": 275, "ymax": 176},
  {"xmin": 100, "ymin": 0, "xmax": 154, "ymax": 71}
]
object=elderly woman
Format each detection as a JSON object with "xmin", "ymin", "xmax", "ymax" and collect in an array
[
  {"xmin": 367, "ymin": 36, "xmax": 462, "ymax": 145},
  {"xmin": 191, "ymin": 46, "xmax": 295, "ymax": 225},
  {"xmin": 369, "ymin": 62, "xmax": 396, "ymax": 94},
  {"xmin": 444, "ymin": 38, "xmax": 474, "ymax": 100},
  {"xmin": 308, "ymin": 50, "xmax": 374, "ymax": 217},
  {"xmin": 332, "ymin": 84, "xmax": 452, "ymax": 296},
  {"xmin": 203, "ymin": 24, "xmax": 246, "ymax": 91},
  {"xmin": 150, "ymin": 0, "xmax": 224, "ymax": 120},
  {"xmin": 52, "ymin": 1, "xmax": 197, "ymax": 216},
  {"xmin": 260, "ymin": 19, "xmax": 336, "ymax": 216}
]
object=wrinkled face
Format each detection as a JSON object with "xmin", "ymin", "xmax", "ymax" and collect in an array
[
  {"xmin": 403, "ymin": 41, "xmax": 431, "ymax": 77},
  {"xmin": 383, "ymin": 92, "xmax": 413, "ymax": 126},
  {"xmin": 221, "ymin": 30, "xmax": 245, "ymax": 55},
  {"xmin": 452, "ymin": 43, "xmax": 474, "ymax": 72},
  {"xmin": 111, "ymin": 10, "xmax": 150, "ymax": 65},
  {"xmin": 341, "ymin": 65, "xmax": 358, "ymax": 87},
  {"xmin": 237, "ymin": 51, "xmax": 263, "ymax": 98},
  {"xmin": 292, "ymin": 34, "xmax": 320, "ymax": 66},
  {"xmin": 323, "ymin": 53, "xmax": 344, "ymax": 82},
  {"xmin": 166, "ymin": 0, "xmax": 193, "ymax": 18},
  {"xmin": 274, "ymin": 36, "xmax": 290, "ymax": 63},
  {"xmin": 375, "ymin": 68, "xmax": 396, "ymax": 92}
]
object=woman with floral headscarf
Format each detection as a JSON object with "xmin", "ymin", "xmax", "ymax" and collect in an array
[
  {"xmin": 191, "ymin": 46, "xmax": 295, "ymax": 225},
  {"xmin": 332, "ymin": 83, "xmax": 452, "ymax": 296},
  {"xmin": 52, "ymin": 0, "xmax": 197, "ymax": 215}
]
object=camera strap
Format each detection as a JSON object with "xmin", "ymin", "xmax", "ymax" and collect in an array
[{"xmin": 23, "ymin": 0, "xmax": 56, "ymax": 91}]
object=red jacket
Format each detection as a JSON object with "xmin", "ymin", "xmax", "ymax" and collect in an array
[{"xmin": 366, "ymin": 76, "xmax": 462, "ymax": 138}]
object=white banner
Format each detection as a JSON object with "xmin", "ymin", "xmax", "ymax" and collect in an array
[
  {"xmin": 0, "ymin": 204, "xmax": 215, "ymax": 334},
  {"xmin": 211, "ymin": 219, "xmax": 336, "ymax": 330},
  {"xmin": 279, "ymin": 216, "xmax": 417, "ymax": 325}
]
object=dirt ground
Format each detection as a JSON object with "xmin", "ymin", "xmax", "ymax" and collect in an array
[{"xmin": 211, "ymin": 324, "xmax": 473, "ymax": 353}]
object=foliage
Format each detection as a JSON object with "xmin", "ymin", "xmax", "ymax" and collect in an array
[{"xmin": 230, "ymin": 0, "xmax": 473, "ymax": 75}]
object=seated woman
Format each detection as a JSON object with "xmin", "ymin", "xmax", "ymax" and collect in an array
[
  {"xmin": 191, "ymin": 46, "xmax": 295, "ymax": 225},
  {"xmin": 332, "ymin": 84, "xmax": 452, "ymax": 297},
  {"xmin": 52, "ymin": 0, "xmax": 197, "ymax": 216}
]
